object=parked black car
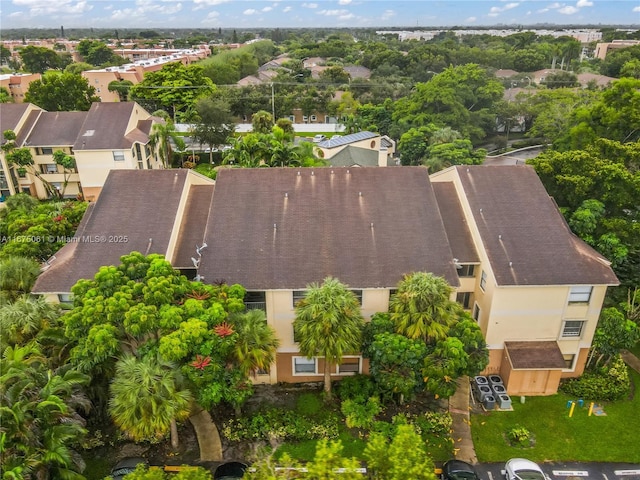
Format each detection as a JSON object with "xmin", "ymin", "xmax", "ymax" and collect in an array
[
  {"xmin": 441, "ymin": 460, "xmax": 480, "ymax": 480},
  {"xmin": 110, "ymin": 457, "xmax": 148, "ymax": 480},
  {"xmin": 214, "ymin": 461, "xmax": 249, "ymax": 480}
]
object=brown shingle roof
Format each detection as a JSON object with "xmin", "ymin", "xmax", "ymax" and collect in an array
[
  {"xmin": 454, "ymin": 165, "xmax": 618, "ymax": 286},
  {"xmin": 432, "ymin": 182, "xmax": 479, "ymax": 264},
  {"xmin": 173, "ymin": 184, "xmax": 215, "ymax": 269},
  {"xmin": 73, "ymin": 102, "xmax": 140, "ymax": 151},
  {"xmin": 32, "ymin": 170, "xmax": 190, "ymax": 293},
  {"xmin": 0, "ymin": 104, "xmax": 30, "ymax": 142},
  {"xmin": 198, "ymin": 167, "xmax": 459, "ymax": 290},
  {"xmin": 24, "ymin": 112, "xmax": 88, "ymax": 147},
  {"xmin": 505, "ymin": 341, "xmax": 566, "ymax": 369}
]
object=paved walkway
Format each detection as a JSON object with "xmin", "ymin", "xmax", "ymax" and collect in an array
[
  {"xmin": 449, "ymin": 376, "xmax": 478, "ymax": 465},
  {"xmin": 621, "ymin": 350, "xmax": 640, "ymax": 373},
  {"xmin": 189, "ymin": 408, "xmax": 223, "ymax": 462}
]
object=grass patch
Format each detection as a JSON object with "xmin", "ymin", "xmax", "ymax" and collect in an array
[
  {"xmin": 472, "ymin": 369, "xmax": 640, "ymax": 462},
  {"xmin": 83, "ymin": 456, "xmax": 112, "ymax": 479},
  {"xmin": 275, "ymin": 429, "xmax": 367, "ymax": 463},
  {"xmin": 295, "ymin": 392, "xmax": 324, "ymax": 417},
  {"xmin": 628, "ymin": 341, "xmax": 640, "ymax": 359}
]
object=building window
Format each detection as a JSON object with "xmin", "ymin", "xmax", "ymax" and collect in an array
[
  {"xmin": 569, "ymin": 286, "xmax": 592, "ymax": 304},
  {"xmin": 310, "ymin": 115, "xmax": 317, "ymax": 122},
  {"xmin": 58, "ymin": 293, "xmax": 73, "ymax": 303},
  {"xmin": 457, "ymin": 264, "xmax": 475, "ymax": 277},
  {"xmin": 41, "ymin": 164, "xmax": 58, "ymax": 174},
  {"xmin": 561, "ymin": 320, "xmax": 585, "ymax": 338},
  {"xmin": 244, "ymin": 291, "xmax": 266, "ymax": 311},
  {"xmin": 113, "ymin": 151, "xmax": 125, "ymax": 162},
  {"xmin": 337, "ymin": 357, "xmax": 361, "ymax": 375},
  {"xmin": 350, "ymin": 290, "xmax": 363, "ymax": 306},
  {"xmin": 456, "ymin": 292, "xmax": 472, "ymax": 309},
  {"xmin": 137, "ymin": 157, "xmax": 144, "ymax": 169},
  {"xmin": 473, "ymin": 303, "xmax": 481, "ymax": 323},
  {"xmin": 38, "ymin": 147, "xmax": 53, "ymax": 155},
  {"xmin": 563, "ymin": 354, "xmax": 576, "ymax": 369},
  {"xmin": 293, "ymin": 357, "xmax": 317, "ymax": 375},
  {"xmin": 480, "ymin": 270, "xmax": 487, "ymax": 291},
  {"xmin": 293, "ymin": 290, "xmax": 307, "ymax": 307}
]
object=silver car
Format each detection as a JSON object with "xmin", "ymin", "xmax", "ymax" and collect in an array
[{"xmin": 505, "ymin": 458, "xmax": 547, "ymax": 480}]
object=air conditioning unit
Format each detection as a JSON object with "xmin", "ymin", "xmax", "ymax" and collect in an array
[
  {"xmin": 492, "ymin": 384, "xmax": 507, "ymax": 396},
  {"xmin": 488, "ymin": 375, "xmax": 504, "ymax": 388},
  {"xmin": 475, "ymin": 385, "xmax": 493, "ymax": 402},
  {"xmin": 474, "ymin": 376, "xmax": 488, "ymax": 387},
  {"xmin": 483, "ymin": 395, "xmax": 496, "ymax": 411},
  {"xmin": 498, "ymin": 394, "xmax": 512, "ymax": 409}
]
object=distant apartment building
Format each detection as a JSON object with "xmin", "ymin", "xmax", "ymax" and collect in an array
[
  {"xmin": 0, "ymin": 73, "xmax": 41, "ymax": 103},
  {"xmin": 0, "ymin": 102, "xmax": 163, "ymax": 201},
  {"xmin": 594, "ymin": 40, "xmax": 640, "ymax": 60}
]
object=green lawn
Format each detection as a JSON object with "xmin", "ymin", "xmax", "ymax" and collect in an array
[
  {"xmin": 471, "ymin": 370, "xmax": 640, "ymax": 462},
  {"xmin": 628, "ymin": 342, "xmax": 640, "ymax": 359}
]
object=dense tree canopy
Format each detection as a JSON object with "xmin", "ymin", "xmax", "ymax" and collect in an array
[{"xmin": 25, "ymin": 71, "xmax": 100, "ymax": 111}]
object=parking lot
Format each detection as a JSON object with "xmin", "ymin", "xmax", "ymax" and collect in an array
[{"xmin": 474, "ymin": 463, "xmax": 640, "ymax": 480}]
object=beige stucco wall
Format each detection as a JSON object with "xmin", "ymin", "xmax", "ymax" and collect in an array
[{"xmin": 318, "ymin": 136, "xmax": 382, "ymax": 160}]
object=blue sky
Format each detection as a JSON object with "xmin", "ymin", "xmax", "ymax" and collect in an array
[{"xmin": 1, "ymin": 0, "xmax": 639, "ymax": 29}]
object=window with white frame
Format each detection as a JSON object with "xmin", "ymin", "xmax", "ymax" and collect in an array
[
  {"xmin": 473, "ymin": 303, "xmax": 481, "ymax": 323},
  {"xmin": 568, "ymin": 286, "xmax": 592, "ymax": 304},
  {"xmin": 41, "ymin": 164, "xmax": 58, "ymax": 174},
  {"xmin": 293, "ymin": 357, "xmax": 317, "ymax": 374},
  {"xmin": 457, "ymin": 264, "xmax": 475, "ymax": 277},
  {"xmin": 292, "ymin": 290, "xmax": 307, "ymax": 307},
  {"xmin": 480, "ymin": 270, "xmax": 487, "ymax": 291},
  {"xmin": 337, "ymin": 357, "xmax": 361, "ymax": 375},
  {"xmin": 350, "ymin": 290, "xmax": 363, "ymax": 305},
  {"xmin": 561, "ymin": 320, "xmax": 585, "ymax": 338},
  {"xmin": 456, "ymin": 292, "xmax": 472, "ymax": 309},
  {"xmin": 58, "ymin": 293, "xmax": 73, "ymax": 303},
  {"xmin": 310, "ymin": 115, "xmax": 317, "ymax": 122},
  {"xmin": 113, "ymin": 151, "xmax": 125, "ymax": 162}
]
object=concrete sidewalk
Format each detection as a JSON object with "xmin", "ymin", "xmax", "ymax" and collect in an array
[
  {"xmin": 189, "ymin": 408, "xmax": 223, "ymax": 462},
  {"xmin": 449, "ymin": 377, "xmax": 478, "ymax": 464}
]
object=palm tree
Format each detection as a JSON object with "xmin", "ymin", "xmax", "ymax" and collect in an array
[
  {"xmin": 229, "ymin": 309, "xmax": 280, "ymax": 376},
  {"xmin": 390, "ymin": 272, "xmax": 458, "ymax": 344},
  {"xmin": 108, "ymin": 354, "xmax": 193, "ymax": 449},
  {"xmin": 148, "ymin": 117, "xmax": 185, "ymax": 168},
  {"xmin": 0, "ymin": 345, "xmax": 90, "ymax": 480},
  {"xmin": 293, "ymin": 277, "xmax": 364, "ymax": 399},
  {"xmin": 0, "ymin": 256, "xmax": 41, "ymax": 301},
  {"xmin": 0, "ymin": 294, "xmax": 61, "ymax": 349}
]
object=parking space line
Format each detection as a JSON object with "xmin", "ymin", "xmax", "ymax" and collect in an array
[
  {"xmin": 488, "ymin": 471, "xmax": 494, "ymax": 480},
  {"xmin": 553, "ymin": 471, "xmax": 589, "ymax": 477},
  {"xmin": 615, "ymin": 471, "xmax": 640, "ymax": 476}
]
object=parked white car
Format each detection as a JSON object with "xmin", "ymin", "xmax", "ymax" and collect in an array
[{"xmin": 504, "ymin": 458, "xmax": 547, "ymax": 480}]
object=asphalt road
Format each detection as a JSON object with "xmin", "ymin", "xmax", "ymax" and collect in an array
[{"xmin": 474, "ymin": 463, "xmax": 640, "ymax": 480}]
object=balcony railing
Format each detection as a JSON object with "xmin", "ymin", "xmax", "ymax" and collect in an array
[{"xmin": 244, "ymin": 302, "xmax": 266, "ymax": 311}]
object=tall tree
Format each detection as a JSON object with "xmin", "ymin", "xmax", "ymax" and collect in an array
[
  {"xmin": 229, "ymin": 309, "xmax": 279, "ymax": 376},
  {"xmin": 108, "ymin": 354, "xmax": 193, "ymax": 449},
  {"xmin": 18, "ymin": 45, "xmax": 61, "ymax": 73},
  {"xmin": 389, "ymin": 272, "xmax": 459, "ymax": 343},
  {"xmin": 191, "ymin": 97, "xmax": 235, "ymax": 163},
  {"xmin": 25, "ymin": 72, "xmax": 100, "ymax": 111},
  {"xmin": 108, "ymin": 79, "xmax": 134, "ymax": 102},
  {"xmin": 293, "ymin": 277, "xmax": 364, "ymax": 399},
  {"xmin": 149, "ymin": 118, "xmax": 185, "ymax": 168},
  {"xmin": 251, "ymin": 110, "xmax": 274, "ymax": 134}
]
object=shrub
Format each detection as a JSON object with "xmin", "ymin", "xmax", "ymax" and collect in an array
[
  {"xmin": 221, "ymin": 408, "xmax": 339, "ymax": 443},
  {"xmin": 507, "ymin": 425, "xmax": 532, "ymax": 447},
  {"xmin": 336, "ymin": 374, "xmax": 378, "ymax": 401},
  {"xmin": 560, "ymin": 356, "xmax": 630, "ymax": 401},
  {"xmin": 341, "ymin": 396, "xmax": 382, "ymax": 429}
]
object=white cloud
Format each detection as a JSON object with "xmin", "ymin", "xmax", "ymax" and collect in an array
[
  {"xmin": 548, "ymin": 2, "xmax": 562, "ymax": 8},
  {"xmin": 381, "ymin": 9, "xmax": 395, "ymax": 20},
  {"xmin": 204, "ymin": 10, "xmax": 219, "ymax": 19},
  {"xmin": 302, "ymin": 2, "xmax": 318, "ymax": 8},
  {"xmin": 466, "ymin": 16, "xmax": 477, "ymax": 22},
  {"xmin": 262, "ymin": 6, "xmax": 272, "ymax": 12},
  {"xmin": 282, "ymin": 5, "xmax": 292, "ymax": 12},
  {"xmin": 633, "ymin": 5, "xmax": 640, "ymax": 11},
  {"xmin": 193, "ymin": 0, "xmax": 229, "ymax": 8},
  {"xmin": 338, "ymin": 13, "xmax": 354, "ymax": 20},
  {"xmin": 537, "ymin": 8, "xmax": 549, "ymax": 12},
  {"xmin": 558, "ymin": 5, "xmax": 578, "ymax": 14},
  {"xmin": 243, "ymin": 8, "xmax": 256, "ymax": 15},
  {"xmin": 318, "ymin": 8, "xmax": 349, "ymax": 16},
  {"xmin": 338, "ymin": 0, "xmax": 352, "ymax": 4},
  {"xmin": 576, "ymin": 0, "xmax": 593, "ymax": 6},
  {"xmin": 13, "ymin": 0, "xmax": 92, "ymax": 15},
  {"xmin": 503, "ymin": 2, "xmax": 519, "ymax": 10},
  {"xmin": 488, "ymin": 2, "xmax": 519, "ymax": 16}
]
